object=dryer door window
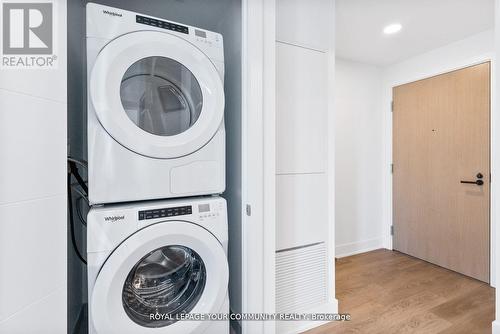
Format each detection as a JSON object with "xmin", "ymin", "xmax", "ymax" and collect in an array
[
  {"xmin": 120, "ymin": 56, "xmax": 203, "ymax": 137},
  {"xmin": 89, "ymin": 31, "xmax": 225, "ymax": 159},
  {"xmin": 122, "ymin": 245, "xmax": 206, "ymax": 328}
]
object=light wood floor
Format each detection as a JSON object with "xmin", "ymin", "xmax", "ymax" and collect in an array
[{"xmin": 306, "ymin": 249, "xmax": 495, "ymax": 334}]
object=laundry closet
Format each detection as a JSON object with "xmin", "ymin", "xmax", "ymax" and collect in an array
[
  {"xmin": 67, "ymin": 1, "xmax": 243, "ymax": 333},
  {"xmin": 67, "ymin": 0, "xmax": 337, "ymax": 333}
]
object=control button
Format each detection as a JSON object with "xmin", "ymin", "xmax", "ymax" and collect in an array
[
  {"xmin": 136, "ymin": 15, "xmax": 188, "ymax": 34},
  {"xmin": 139, "ymin": 205, "xmax": 192, "ymax": 219}
]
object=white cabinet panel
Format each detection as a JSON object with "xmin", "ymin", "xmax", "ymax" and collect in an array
[
  {"xmin": 0, "ymin": 195, "xmax": 66, "ymax": 321},
  {"xmin": 276, "ymin": 173, "xmax": 328, "ymax": 250},
  {"xmin": 0, "ymin": 90, "xmax": 66, "ymax": 205},
  {"xmin": 0, "ymin": 287, "xmax": 66, "ymax": 334},
  {"xmin": 276, "ymin": 42, "xmax": 328, "ymax": 174},
  {"xmin": 276, "ymin": 0, "xmax": 334, "ymax": 51}
]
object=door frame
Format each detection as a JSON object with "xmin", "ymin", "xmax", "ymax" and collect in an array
[
  {"xmin": 241, "ymin": 0, "xmax": 276, "ymax": 333},
  {"xmin": 382, "ymin": 55, "xmax": 497, "ymax": 287},
  {"xmin": 494, "ymin": 2, "xmax": 500, "ymax": 331}
]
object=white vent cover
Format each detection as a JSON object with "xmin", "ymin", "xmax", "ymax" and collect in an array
[{"xmin": 276, "ymin": 242, "xmax": 328, "ymax": 314}]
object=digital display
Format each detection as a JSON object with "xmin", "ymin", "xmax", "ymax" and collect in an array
[
  {"xmin": 195, "ymin": 29, "xmax": 207, "ymax": 38},
  {"xmin": 198, "ymin": 204, "xmax": 210, "ymax": 213}
]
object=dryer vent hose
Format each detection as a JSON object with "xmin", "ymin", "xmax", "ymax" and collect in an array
[{"xmin": 68, "ymin": 157, "xmax": 88, "ymax": 265}]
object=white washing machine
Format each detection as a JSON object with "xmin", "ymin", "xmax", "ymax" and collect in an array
[
  {"xmin": 86, "ymin": 3, "xmax": 226, "ymax": 205},
  {"xmin": 87, "ymin": 196, "xmax": 229, "ymax": 334}
]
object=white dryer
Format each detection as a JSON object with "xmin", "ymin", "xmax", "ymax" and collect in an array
[
  {"xmin": 87, "ymin": 196, "xmax": 229, "ymax": 334},
  {"xmin": 86, "ymin": 3, "xmax": 225, "ymax": 205}
]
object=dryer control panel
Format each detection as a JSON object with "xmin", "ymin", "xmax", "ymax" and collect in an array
[
  {"xmin": 138, "ymin": 205, "xmax": 192, "ymax": 220},
  {"xmin": 136, "ymin": 15, "xmax": 189, "ymax": 34}
]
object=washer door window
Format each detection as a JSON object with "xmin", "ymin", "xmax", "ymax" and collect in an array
[
  {"xmin": 90, "ymin": 31, "xmax": 224, "ymax": 159},
  {"xmin": 91, "ymin": 222, "xmax": 228, "ymax": 334},
  {"xmin": 122, "ymin": 245, "xmax": 206, "ymax": 328}
]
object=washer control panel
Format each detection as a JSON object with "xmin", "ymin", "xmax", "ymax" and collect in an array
[
  {"xmin": 138, "ymin": 205, "xmax": 192, "ymax": 220},
  {"xmin": 198, "ymin": 202, "xmax": 222, "ymax": 220},
  {"xmin": 136, "ymin": 15, "xmax": 189, "ymax": 34}
]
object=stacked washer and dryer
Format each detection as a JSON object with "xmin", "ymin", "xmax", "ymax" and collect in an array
[{"xmin": 86, "ymin": 3, "xmax": 229, "ymax": 333}]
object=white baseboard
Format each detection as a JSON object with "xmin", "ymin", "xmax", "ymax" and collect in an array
[
  {"xmin": 335, "ymin": 237, "xmax": 384, "ymax": 258},
  {"xmin": 493, "ymin": 320, "xmax": 500, "ymax": 334},
  {"xmin": 382, "ymin": 235, "xmax": 393, "ymax": 250}
]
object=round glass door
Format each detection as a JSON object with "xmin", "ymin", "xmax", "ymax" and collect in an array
[
  {"xmin": 122, "ymin": 245, "xmax": 206, "ymax": 328},
  {"xmin": 90, "ymin": 221, "xmax": 228, "ymax": 334},
  {"xmin": 120, "ymin": 57, "xmax": 203, "ymax": 137},
  {"xmin": 89, "ymin": 31, "xmax": 225, "ymax": 159}
]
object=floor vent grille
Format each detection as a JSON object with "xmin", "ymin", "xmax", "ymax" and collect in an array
[{"xmin": 276, "ymin": 242, "xmax": 328, "ymax": 314}]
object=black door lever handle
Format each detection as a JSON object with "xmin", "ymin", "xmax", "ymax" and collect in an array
[{"xmin": 460, "ymin": 180, "xmax": 484, "ymax": 186}]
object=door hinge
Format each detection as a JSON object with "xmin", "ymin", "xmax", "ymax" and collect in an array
[
  {"xmin": 246, "ymin": 204, "xmax": 252, "ymax": 216},
  {"xmin": 391, "ymin": 101, "xmax": 394, "ymax": 112},
  {"xmin": 391, "ymin": 163, "xmax": 394, "ymax": 174},
  {"xmin": 390, "ymin": 225, "xmax": 394, "ymax": 236}
]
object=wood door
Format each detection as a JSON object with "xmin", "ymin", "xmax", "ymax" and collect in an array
[{"xmin": 393, "ymin": 62, "xmax": 490, "ymax": 283}]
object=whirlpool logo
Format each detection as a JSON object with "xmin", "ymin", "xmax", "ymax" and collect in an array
[
  {"xmin": 1, "ymin": 1, "xmax": 58, "ymax": 69},
  {"xmin": 102, "ymin": 9, "xmax": 122, "ymax": 17},
  {"xmin": 104, "ymin": 215, "xmax": 125, "ymax": 223}
]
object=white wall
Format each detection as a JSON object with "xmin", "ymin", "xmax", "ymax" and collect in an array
[
  {"xmin": 0, "ymin": 1, "xmax": 67, "ymax": 333},
  {"xmin": 334, "ymin": 59, "xmax": 384, "ymax": 257}
]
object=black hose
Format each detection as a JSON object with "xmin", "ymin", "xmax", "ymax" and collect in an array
[
  {"xmin": 67, "ymin": 157, "xmax": 88, "ymax": 170},
  {"xmin": 71, "ymin": 184, "xmax": 88, "ymax": 202},
  {"xmin": 68, "ymin": 170, "xmax": 87, "ymax": 265},
  {"xmin": 69, "ymin": 161, "xmax": 88, "ymax": 195},
  {"xmin": 76, "ymin": 196, "xmax": 88, "ymax": 227}
]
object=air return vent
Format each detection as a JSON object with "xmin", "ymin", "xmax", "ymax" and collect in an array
[{"xmin": 276, "ymin": 242, "xmax": 328, "ymax": 314}]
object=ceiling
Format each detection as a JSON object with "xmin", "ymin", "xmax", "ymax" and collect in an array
[{"xmin": 336, "ymin": 0, "xmax": 494, "ymax": 66}]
